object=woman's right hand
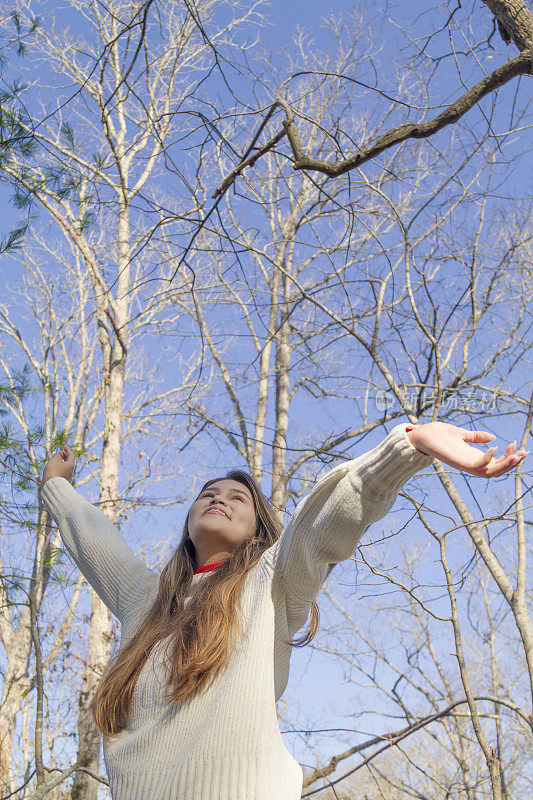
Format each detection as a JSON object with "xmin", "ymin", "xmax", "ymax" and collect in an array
[{"xmin": 41, "ymin": 444, "xmax": 76, "ymax": 488}]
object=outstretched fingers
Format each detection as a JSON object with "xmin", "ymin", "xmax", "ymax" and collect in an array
[
  {"xmin": 481, "ymin": 444, "xmax": 529, "ymax": 477},
  {"xmin": 461, "ymin": 431, "xmax": 528, "ymax": 474},
  {"xmin": 410, "ymin": 423, "xmax": 529, "ymax": 477}
]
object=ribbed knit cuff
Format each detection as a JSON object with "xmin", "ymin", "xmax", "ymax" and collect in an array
[
  {"xmin": 357, "ymin": 423, "xmax": 433, "ymax": 500},
  {"xmin": 39, "ymin": 476, "xmax": 81, "ymax": 520}
]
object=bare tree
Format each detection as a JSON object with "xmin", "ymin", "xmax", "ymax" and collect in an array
[
  {"xmin": 0, "ymin": 3, "xmax": 530, "ymax": 799},
  {"xmin": 170, "ymin": 22, "xmax": 436, "ymax": 508},
  {"xmin": 174, "ymin": 20, "xmax": 531, "ymax": 796},
  {"xmin": 275, "ymin": 186, "xmax": 531, "ymax": 800},
  {"xmin": 0, "ymin": 232, "xmax": 204, "ymax": 798},
  {"xmin": 215, "ymin": 0, "xmax": 533, "ymax": 191},
  {"xmin": 0, "ymin": 0, "xmax": 257, "ymax": 794}
]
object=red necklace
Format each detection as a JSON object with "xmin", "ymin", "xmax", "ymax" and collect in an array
[{"xmin": 193, "ymin": 561, "xmax": 225, "ymax": 574}]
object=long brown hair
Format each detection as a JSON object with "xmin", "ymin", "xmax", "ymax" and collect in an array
[{"xmin": 92, "ymin": 470, "xmax": 320, "ymax": 739}]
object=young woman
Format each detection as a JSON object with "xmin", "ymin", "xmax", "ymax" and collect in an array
[{"xmin": 39, "ymin": 421, "xmax": 528, "ymax": 800}]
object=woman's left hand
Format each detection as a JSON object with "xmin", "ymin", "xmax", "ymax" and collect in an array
[{"xmin": 406, "ymin": 421, "xmax": 529, "ymax": 478}]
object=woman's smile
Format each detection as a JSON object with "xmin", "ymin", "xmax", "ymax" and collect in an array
[{"xmin": 204, "ymin": 507, "xmax": 229, "ymax": 519}]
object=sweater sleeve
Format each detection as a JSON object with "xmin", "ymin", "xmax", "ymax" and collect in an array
[
  {"xmin": 268, "ymin": 424, "xmax": 433, "ymax": 631},
  {"xmin": 39, "ymin": 477, "xmax": 158, "ymax": 625}
]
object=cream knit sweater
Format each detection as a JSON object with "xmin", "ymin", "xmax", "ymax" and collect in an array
[{"xmin": 39, "ymin": 423, "xmax": 432, "ymax": 800}]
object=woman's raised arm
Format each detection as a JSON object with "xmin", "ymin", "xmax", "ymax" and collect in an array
[
  {"xmin": 267, "ymin": 422, "xmax": 528, "ymax": 636},
  {"xmin": 39, "ymin": 445, "xmax": 158, "ymax": 626}
]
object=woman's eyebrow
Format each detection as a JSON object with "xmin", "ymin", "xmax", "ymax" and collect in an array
[{"xmin": 202, "ymin": 485, "xmax": 251, "ymax": 498}]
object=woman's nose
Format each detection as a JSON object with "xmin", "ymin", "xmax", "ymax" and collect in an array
[{"xmin": 210, "ymin": 494, "xmax": 227, "ymax": 505}]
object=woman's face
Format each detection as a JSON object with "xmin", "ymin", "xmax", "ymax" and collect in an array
[{"xmin": 187, "ymin": 479, "xmax": 257, "ymax": 561}]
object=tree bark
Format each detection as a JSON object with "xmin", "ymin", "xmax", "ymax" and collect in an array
[
  {"xmin": 271, "ymin": 263, "xmax": 291, "ymax": 517},
  {"xmin": 482, "ymin": 0, "xmax": 533, "ymax": 50},
  {"xmin": 71, "ymin": 198, "xmax": 130, "ymax": 799}
]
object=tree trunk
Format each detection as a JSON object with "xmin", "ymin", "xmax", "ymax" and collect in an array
[
  {"xmin": 0, "ymin": 652, "xmax": 31, "ymax": 794},
  {"xmin": 271, "ymin": 267, "xmax": 291, "ymax": 517},
  {"xmin": 0, "ymin": 519, "xmax": 62, "ymax": 793},
  {"xmin": 71, "ymin": 201, "xmax": 130, "ymax": 800}
]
